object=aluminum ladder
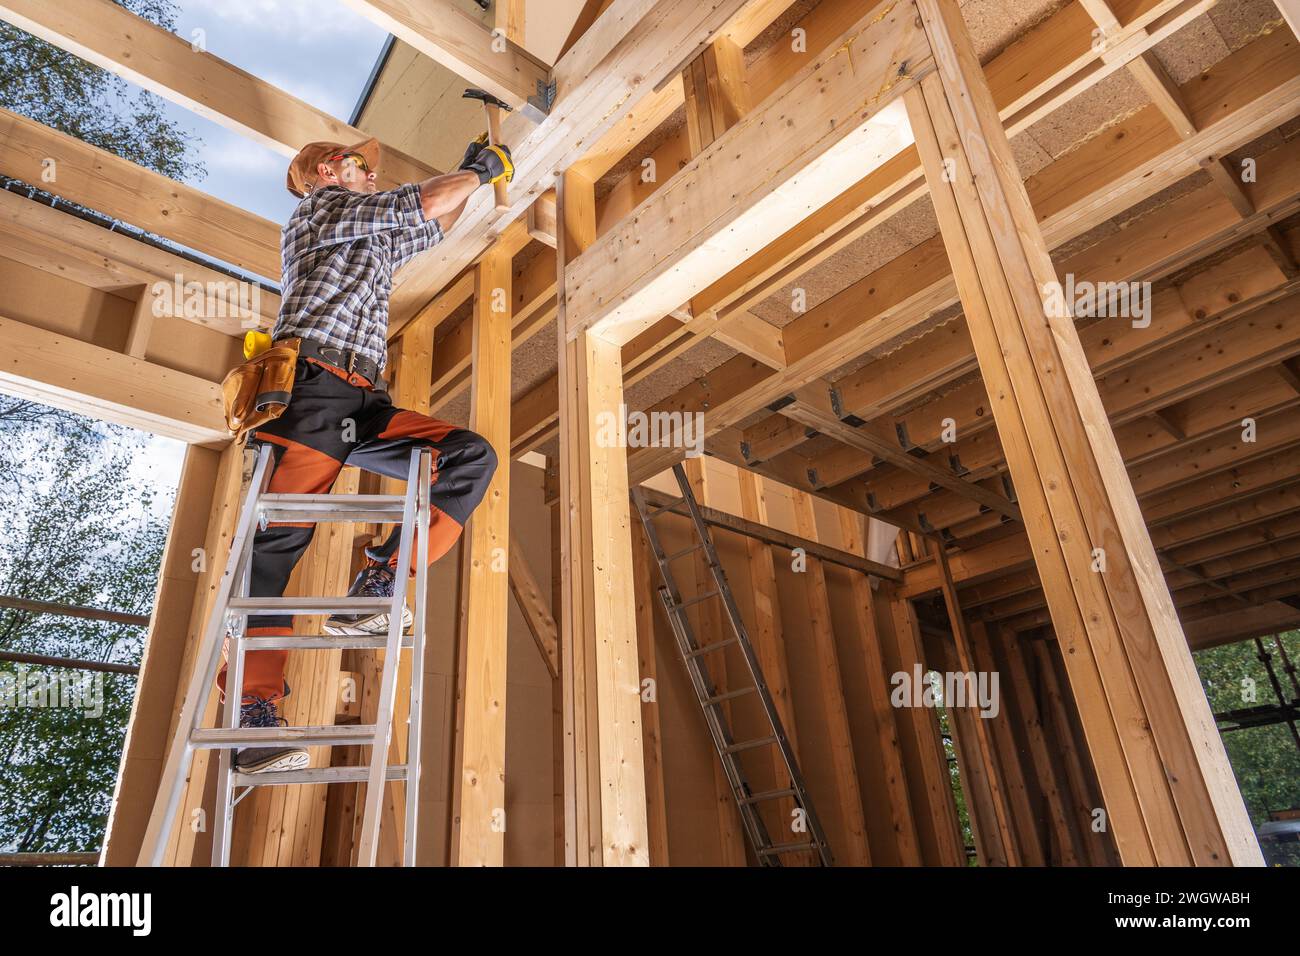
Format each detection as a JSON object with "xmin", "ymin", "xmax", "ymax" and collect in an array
[
  {"xmin": 631, "ymin": 464, "xmax": 833, "ymax": 866},
  {"xmin": 136, "ymin": 442, "xmax": 431, "ymax": 867}
]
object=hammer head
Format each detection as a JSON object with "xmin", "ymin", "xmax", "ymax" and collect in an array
[{"xmin": 462, "ymin": 88, "xmax": 513, "ymax": 112}]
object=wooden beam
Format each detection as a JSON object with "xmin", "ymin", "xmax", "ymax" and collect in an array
[
  {"xmin": 735, "ymin": 469, "xmax": 816, "ymax": 865},
  {"xmin": 877, "ymin": 583, "xmax": 965, "ymax": 865},
  {"xmin": 907, "ymin": 0, "xmax": 1261, "ymax": 865},
  {"xmin": 935, "ymin": 544, "xmax": 1018, "ymax": 865},
  {"xmin": 0, "ymin": 189, "xmax": 280, "ymax": 333},
  {"xmin": 508, "ymin": 533, "xmax": 559, "ymax": 679},
  {"xmin": 101, "ymin": 445, "xmax": 221, "ymax": 864},
  {"xmin": 0, "ymin": 108, "xmax": 279, "ymax": 279},
  {"xmin": 388, "ymin": 0, "xmax": 770, "ymax": 333},
  {"xmin": 836, "ymin": 508, "xmax": 922, "ymax": 865},
  {"xmin": 682, "ymin": 459, "xmax": 747, "ymax": 865},
  {"xmin": 0, "ymin": 0, "xmax": 436, "ymax": 188},
  {"xmin": 564, "ymin": 4, "xmax": 929, "ymax": 346},
  {"xmin": 789, "ymin": 490, "xmax": 871, "ymax": 864},
  {"xmin": 342, "ymin": 0, "xmax": 548, "ymax": 114},
  {"xmin": 629, "ymin": 518, "xmax": 671, "ymax": 865},
  {"xmin": 450, "ymin": 247, "xmax": 513, "ymax": 866},
  {"xmin": 0, "ymin": 314, "xmax": 226, "ymax": 443},
  {"xmin": 635, "ymin": 486, "xmax": 900, "ymax": 579}
]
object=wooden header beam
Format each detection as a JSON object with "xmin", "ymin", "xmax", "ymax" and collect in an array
[
  {"xmin": 386, "ymin": 0, "xmax": 771, "ymax": 334},
  {"xmin": 0, "ymin": 108, "xmax": 280, "ymax": 280},
  {"xmin": 0, "ymin": 0, "xmax": 438, "ymax": 189},
  {"xmin": 342, "ymin": 0, "xmax": 549, "ymax": 115},
  {"xmin": 564, "ymin": 2, "xmax": 930, "ymax": 347}
]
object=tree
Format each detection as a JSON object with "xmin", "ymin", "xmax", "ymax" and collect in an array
[
  {"xmin": 0, "ymin": 0, "xmax": 204, "ymax": 181},
  {"xmin": 0, "ymin": 398, "xmax": 172, "ymax": 853},
  {"xmin": 1194, "ymin": 632, "xmax": 1300, "ymax": 866}
]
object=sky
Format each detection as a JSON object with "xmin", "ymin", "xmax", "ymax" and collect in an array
[{"xmin": 163, "ymin": 0, "xmax": 390, "ymax": 224}]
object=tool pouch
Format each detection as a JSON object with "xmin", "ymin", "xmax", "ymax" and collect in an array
[{"xmin": 221, "ymin": 339, "xmax": 300, "ymax": 437}]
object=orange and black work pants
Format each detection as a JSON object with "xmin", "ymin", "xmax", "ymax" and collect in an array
[{"xmin": 217, "ymin": 356, "xmax": 497, "ymax": 702}]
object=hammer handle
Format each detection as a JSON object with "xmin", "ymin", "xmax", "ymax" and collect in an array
[{"xmin": 484, "ymin": 105, "xmax": 509, "ymax": 213}]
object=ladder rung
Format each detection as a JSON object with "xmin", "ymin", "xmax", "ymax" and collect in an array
[
  {"xmin": 258, "ymin": 493, "xmax": 408, "ymax": 524},
  {"xmin": 231, "ymin": 764, "xmax": 408, "ymax": 787},
  {"xmin": 704, "ymin": 686, "xmax": 758, "ymax": 707},
  {"xmin": 673, "ymin": 589, "xmax": 720, "ymax": 609},
  {"xmin": 757, "ymin": 841, "xmax": 822, "ymax": 856},
  {"xmin": 243, "ymin": 634, "xmax": 414, "ymax": 651},
  {"xmin": 228, "ymin": 597, "xmax": 395, "ymax": 615},
  {"xmin": 721, "ymin": 736, "xmax": 777, "ymax": 755},
  {"xmin": 684, "ymin": 637, "xmax": 739, "ymax": 659},
  {"xmin": 645, "ymin": 496, "xmax": 686, "ymax": 517},
  {"xmin": 191, "ymin": 725, "xmax": 378, "ymax": 749},
  {"xmin": 738, "ymin": 787, "xmax": 798, "ymax": 805},
  {"xmin": 664, "ymin": 544, "xmax": 705, "ymax": 562}
]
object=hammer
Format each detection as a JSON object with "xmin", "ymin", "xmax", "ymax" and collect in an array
[{"xmin": 462, "ymin": 87, "xmax": 512, "ymax": 212}]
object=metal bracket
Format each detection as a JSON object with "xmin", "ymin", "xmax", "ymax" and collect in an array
[{"xmin": 521, "ymin": 77, "xmax": 557, "ymax": 124}]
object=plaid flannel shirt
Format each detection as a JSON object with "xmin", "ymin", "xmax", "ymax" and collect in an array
[{"xmin": 273, "ymin": 183, "xmax": 443, "ymax": 376}]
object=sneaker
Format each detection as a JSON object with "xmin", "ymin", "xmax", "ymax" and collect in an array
[
  {"xmin": 234, "ymin": 696, "xmax": 309, "ymax": 774},
  {"xmin": 323, "ymin": 563, "xmax": 413, "ymax": 636}
]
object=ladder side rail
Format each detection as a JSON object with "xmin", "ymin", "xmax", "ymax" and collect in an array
[
  {"xmin": 211, "ymin": 524, "xmax": 256, "ymax": 868},
  {"xmin": 355, "ymin": 449, "xmax": 422, "ymax": 866},
  {"xmin": 403, "ymin": 449, "xmax": 432, "ymax": 866},
  {"xmin": 657, "ymin": 590, "xmax": 776, "ymax": 862},
  {"xmin": 668, "ymin": 464, "xmax": 834, "ymax": 866},
  {"xmin": 707, "ymin": 558, "xmax": 835, "ymax": 865},
  {"xmin": 136, "ymin": 443, "xmax": 274, "ymax": 866}
]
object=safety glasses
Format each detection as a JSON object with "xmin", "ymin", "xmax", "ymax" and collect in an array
[{"xmin": 329, "ymin": 152, "xmax": 371, "ymax": 173}]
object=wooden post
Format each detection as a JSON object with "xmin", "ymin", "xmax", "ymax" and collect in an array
[
  {"xmin": 683, "ymin": 458, "xmax": 748, "ymax": 865},
  {"xmin": 968, "ymin": 621, "xmax": 1047, "ymax": 866},
  {"xmin": 737, "ymin": 470, "xmax": 814, "ymax": 865},
  {"xmin": 877, "ymin": 582, "xmax": 966, "ymax": 865},
  {"xmin": 789, "ymin": 490, "xmax": 871, "ymax": 865},
  {"xmin": 450, "ymin": 247, "xmax": 513, "ymax": 866},
  {"xmin": 629, "ymin": 518, "xmax": 671, "ymax": 865},
  {"xmin": 935, "ymin": 544, "xmax": 1019, "ymax": 865},
  {"xmin": 906, "ymin": 0, "xmax": 1260, "ymax": 865},
  {"xmin": 101, "ymin": 443, "xmax": 222, "ymax": 864},
  {"xmin": 556, "ymin": 169, "xmax": 649, "ymax": 866}
]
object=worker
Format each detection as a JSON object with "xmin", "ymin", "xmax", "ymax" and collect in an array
[{"xmin": 218, "ymin": 135, "xmax": 513, "ymax": 774}]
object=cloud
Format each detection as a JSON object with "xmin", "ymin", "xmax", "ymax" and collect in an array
[{"xmin": 179, "ymin": 0, "xmax": 385, "ymax": 45}]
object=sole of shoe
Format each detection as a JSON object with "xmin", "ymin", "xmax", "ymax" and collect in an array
[
  {"xmin": 323, "ymin": 607, "xmax": 414, "ymax": 637},
  {"xmin": 235, "ymin": 749, "xmax": 310, "ymax": 774}
]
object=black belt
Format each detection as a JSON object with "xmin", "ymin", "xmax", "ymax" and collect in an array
[{"xmin": 285, "ymin": 337, "xmax": 385, "ymax": 389}]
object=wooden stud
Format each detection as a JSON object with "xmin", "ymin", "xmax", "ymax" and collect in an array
[{"xmin": 450, "ymin": 247, "xmax": 513, "ymax": 866}]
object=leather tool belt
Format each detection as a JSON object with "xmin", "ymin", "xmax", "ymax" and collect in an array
[{"xmin": 220, "ymin": 338, "xmax": 300, "ymax": 438}]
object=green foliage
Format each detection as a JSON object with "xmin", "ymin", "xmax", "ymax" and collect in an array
[
  {"xmin": 1194, "ymin": 632, "xmax": 1300, "ymax": 866},
  {"xmin": 0, "ymin": 398, "xmax": 173, "ymax": 853},
  {"xmin": 0, "ymin": 0, "xmax": 204, "ymax": 181}
]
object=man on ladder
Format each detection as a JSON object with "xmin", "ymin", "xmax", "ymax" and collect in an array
[{"xmin": 225, "ymin": 134, "xmax": 513, "ymax": 774}]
